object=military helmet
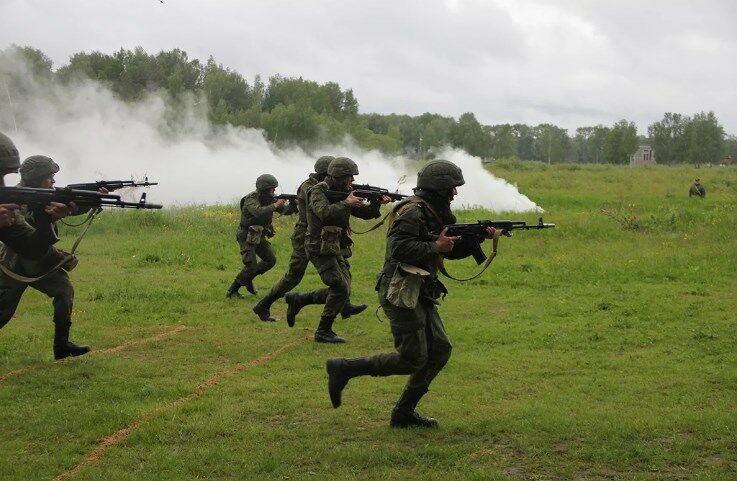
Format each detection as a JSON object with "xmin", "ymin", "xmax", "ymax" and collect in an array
[
  {"xmin": 328, "ymin": 157, "xmax": 359, "ymax": 178},
  {"xmin": 416, "ymin": 159, "xmax": 465, "ymax": 190},
  {"xmin": 0, "ymin": 131, "xmax": 21, "ymax": 174},
  {"xmin": 256, "ymin": 173, "xmax": 278, "ymax": 191},
  {"xmin": 314, "ymin": 155, "xmax": 335, "ymax": 175},
  {"xmin": 20, "ymin": 155, "xmax": 60, "ymax": 183}
]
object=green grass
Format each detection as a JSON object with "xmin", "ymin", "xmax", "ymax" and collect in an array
[{"xmin": 1, "ymin": 163, "xmax": 736, "ymax": 480}]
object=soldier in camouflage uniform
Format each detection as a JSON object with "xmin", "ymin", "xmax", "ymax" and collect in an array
[
  {"xmin": 0, "ymin": 132, "xmax": 72, "ymax": 256},
  {"xmin": 226, "ymin": 174, "xmax": 295, "ymax": 301},
  {"xmin": 252, "ymin": 156, "xmax": 333, "ymax": 322},
  {"xmin": 253, "ymin": 156, "xmax": 371, "ymax": 322},
  {"xmin": 285, "ymin": 157, "xmax": 391, "ymax": 343},
  {"xmin": 0, "ymin": 155, "xmax": 91, "ymax": 359},
  {"xmin": 689, "ymin": 178, "xmax": 706, "ymax": 198},
  {"xmin": 324, "ymin": 160, "xmax": 501, "ymax": 428}
]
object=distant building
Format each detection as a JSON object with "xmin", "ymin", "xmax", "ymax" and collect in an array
[{"xmin": 630, "ymin": 145, "xmax": 656, "ymax": 166}]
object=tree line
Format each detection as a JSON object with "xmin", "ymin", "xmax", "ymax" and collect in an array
[{"xmin": 2, "ymin": 45, "xmax": 735, "ymax": 164}]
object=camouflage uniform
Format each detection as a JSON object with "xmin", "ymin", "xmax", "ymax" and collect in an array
[
  {"xmin": 0, "ymin": 134, "xmax": 58, "ymax": 259},
  {"xmin": 0, "ymin": 152, "xmax": 90, "ymax": 360},
  {"xmin": 689, "ymin": 179, "xmax": 706, "ymax": 198},
  {"xmin": 252, "ymin": 156, "xmax": 333, "ymax": 322},
  {"xmin": 288, "ymin": 157, "xmax": 381, "ymax": 343},
  {"xmin": 326, "ymin": 160, "xmax": 480, "ymax": 428},
  {"xmin": 227, "ymin": 174, "xmax": 294, "ymax": 299}
]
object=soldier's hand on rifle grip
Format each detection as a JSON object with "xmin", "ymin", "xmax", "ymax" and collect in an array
[
  {"xmin": 485, "ymin": 226, "xmax": 504, "ymax": 239},
  {"xmin": 379, "ymin": 195, "xmax": 392, "ymax": 205},
  {"xmin": 436, "ymin": 228, "xmax": 461, "ymax": 253},
  {"xmin": 274, "ymin": 198, "xmax": 286, "ymax": 208},
  {"xmin": 98, "ymin": 187, "xmax": 109, "ymax": 194},
  {"xmin": 0, "ymin": 204, "xmax": 19, "ymax": 227},
  {"xmin": 345, "ymin": 191, "xmax": 364, "ymax": 207},
  {"xmin": 45, "ymin": 201, "xmax": 77, "ymax": 221}
]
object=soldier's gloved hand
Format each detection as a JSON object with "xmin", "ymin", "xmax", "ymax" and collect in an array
[
  {"xmin": 0, "ymin": 204, "xmax": 19, "ymax": 227},
  {"xmin": 345, "ymin": 191, "xmax": 365, "ymax": 207},
  {"xmin": 45, "ymin": 201, "xmax": 78, "ymax": 221},
  {"xmin": 274, "ymin": 198, "xmax": 286, "ymax": 208},
  {"xmin": 485, "ymin": 226, "xmax": 503, "ymax": 240},
  {"xmin": 435, "ymin": 228, "xmax": 461, "ymax": 253}
]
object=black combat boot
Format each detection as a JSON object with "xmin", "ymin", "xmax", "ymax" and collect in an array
[
  {"xmin": 314, "ymin": 316, "xmax": 345, "ymax": 344},
  {"xmin": 226, "ymin": 281, "xmax": 245, "ymax": 300},
  {"xmin": 390, "ymin": 387, "xmax": 438, "ymax": 428},
  {"xmin": 340, "ymin": 302, "xmax": 368, "ymax": 319},
  {"xmin": 243, "ymin": 276, "xmax": 258, "ymax": 295},
  {"xmin": 285, "ymin": 292, "xmax": 313, "ymax": 327},
  {"xmin": 53, "ymin": 322, "xmax": 91, "ymax": 360},
  {"xmin": 326, "ymin": 357, "xmax": 374, "ymax": 408},
  {"xmin": 252, "ymin": 291, "xmax": 280, "ymax": 322}
]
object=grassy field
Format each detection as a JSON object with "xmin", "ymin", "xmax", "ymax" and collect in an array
[{"xmin": 1, "ymin": 162, "xmax": 736, "ymax": 480}]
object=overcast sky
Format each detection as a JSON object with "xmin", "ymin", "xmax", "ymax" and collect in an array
[{"xmin": 1, "ymin": 0, "xmax": 736, "ymax": 135}]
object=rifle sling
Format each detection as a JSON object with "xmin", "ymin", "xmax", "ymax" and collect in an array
[
  {"xmin": 0, "ymin": 208, "xmax": 101, "ymax": 284},
  {"xmin": 438, "ymin": 235, "xmax": 499, "ymax": 282},
  {"xmin": 349, "ymin": 210, "xmax": 392, "ymax": 235}
]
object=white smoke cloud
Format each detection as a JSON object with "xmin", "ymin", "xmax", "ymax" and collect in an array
[{"xmin": 0, "ymin": 53, "xmax": 541, "ymax": 213}]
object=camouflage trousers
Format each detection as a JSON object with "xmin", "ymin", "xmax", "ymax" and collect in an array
[
  {"xmin": 263, "ymin": 232, "xmax": 310, "ymax": 300},
  {"xmin": 0, "ymin": 270, "xmax": 74, "ymax": 329},
  {"xmin": 235, "ymin": 238, "xmax": 276, "ymax": 285},
  {"xmin": 363, "ymin": 274, "xmax": 452, "ymax": 391},
  {"xmin": 307, "ymin": 253, "xmax": 351, "ymax": 319}
]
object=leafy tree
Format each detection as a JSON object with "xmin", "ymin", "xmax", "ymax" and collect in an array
[
  {"xmin": 488, "ymin": 124, "xmax": 517, "ymax": 159},
  {"xmin": 604, "ymin": 119, "xmax": 638, "ymax": 164},
  {"xmin": 450, "ymin": 112, "xmax": 491, "ymax": 158},
  {"xmin": 682, "ymin": 111, "xmax": 724, "ymax": 165},
  {"xmin": 648, "ymin": 112, "xmax": 688, "ymax": 164}
]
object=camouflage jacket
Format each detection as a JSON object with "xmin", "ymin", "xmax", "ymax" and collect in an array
[
  {"xmin": 382, "ymin": 194, "xmax": 480, "ymax": 278},
  {"xmin": 237, "ymin": 190, "xmax": 291, "ymax": 241},
  {"xmin": 292, "ymin": 174, "xmax": 320, "ymax": 241},
  {"xmin": 305, "ymin": 178, "xmax": 381, "ymax": 258},
  {"xmin": 0, "ymin": 206, "xmax": 60, "ymax": 274}
]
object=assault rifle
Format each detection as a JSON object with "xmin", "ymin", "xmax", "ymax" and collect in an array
[
  {"xmin": 0, "ymin": 186, "xmax": 163, "ymax": 210},
  {"xmin": 326, "ymin": 187, "xmax": 409, "ymax": 203},
  {"xmin": 274, "ymin": 194, "xmax": 298, "ymax": 201},
  {"xmin": 66, "ymin": 178, "xmax": 158, "ymax": 192},
  {"xmin": 350, "ymin": 183, "xmax": 409, "ymax": 202},
  {"xmin": 443, "ymin": 217, "xmax": 555, "ymax": 264}
]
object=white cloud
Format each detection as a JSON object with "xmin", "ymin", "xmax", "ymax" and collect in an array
[{"xmin": 0, "ymin": 0, "xmax": 735, "ymax": 135}]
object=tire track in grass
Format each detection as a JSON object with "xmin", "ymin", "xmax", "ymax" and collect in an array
[
  {"xmin": 52, "ymin": 335, "xmax": 310, "ymax": 481},
  {"xmin": 0, "ymin": 325, "xmax": 188, "ymax": 385}
]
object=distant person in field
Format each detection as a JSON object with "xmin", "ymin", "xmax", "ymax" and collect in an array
[
  {"xmin": 0, "ymin": 155, "xmax": 91, "ymax": 360},
  {"xmin": 689, "ymin": 178, "xmax": 706, "ymax": 198},
  {"xmin": 226, "ymin": 174, "xmax": 296, "ymax": 301},
  {"xmin": 324, "ymin": 159, "xmax": 502, "ymax": 428}
]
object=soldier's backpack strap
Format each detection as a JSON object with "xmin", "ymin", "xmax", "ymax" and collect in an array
[
  {"xmin": 349, "ymin": 196, "xmax": 421, "ymax": 235},
  {"xmin": 0, "ymin": 208, "xmax": 100, "ymax": 284}
]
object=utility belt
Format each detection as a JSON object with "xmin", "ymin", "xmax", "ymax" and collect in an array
[{"xmin": 377, "ymin": 261, "xmax": 447, "ymax": 309}]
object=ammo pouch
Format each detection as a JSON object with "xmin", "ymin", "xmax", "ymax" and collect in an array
[
  {"xmin": 55, "ymin": 249, "xmax": 79, "ymax": 272},
  {"xmin": 319, "ymin": 226, "xmax": 343, "ymax": 256},
  {"xmin": 385, "ymin": 263, "xmax": 432, "ymax": 309},
  {"xmin": 245, "ymin": 225, "xmax": 264, "ymax": 245}
]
